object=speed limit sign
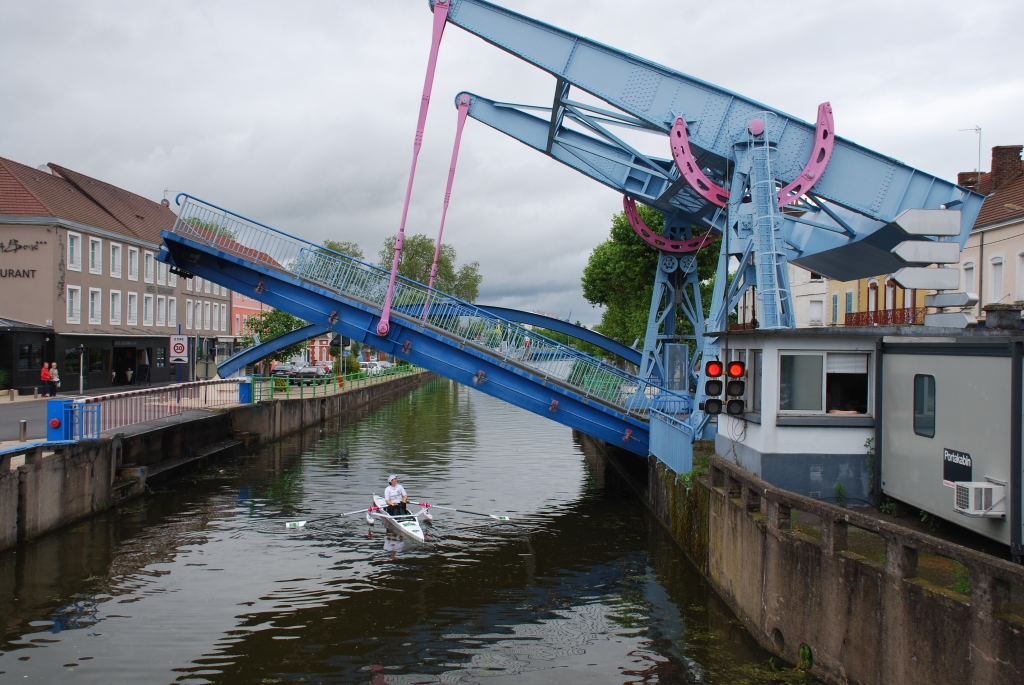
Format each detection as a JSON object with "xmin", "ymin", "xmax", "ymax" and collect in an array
[{"xmin": 169, "ymin": 335, "xmax": 189, "ymax": 364}]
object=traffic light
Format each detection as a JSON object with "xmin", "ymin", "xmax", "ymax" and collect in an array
[
  {"xmin": 701, "ymin": 360, "xmax": 724, "ymax": 415},
  {"xmin": 726, "ymin": 361, "xmax": 746, "ymax": 416}
]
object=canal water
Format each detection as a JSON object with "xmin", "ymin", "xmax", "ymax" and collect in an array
[{"xmin": 0, "ymin": 380, "xmax": 815, "ymax": 684}]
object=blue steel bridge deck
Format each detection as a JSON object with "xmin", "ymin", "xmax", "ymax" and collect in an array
[{"xmin": 159, "ymin": 195, "xmax": 689, "ymax": 455}]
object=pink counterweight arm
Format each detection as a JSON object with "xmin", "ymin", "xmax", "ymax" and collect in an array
[
  {"xmin": 378, "ymin": 0, "xmax": 450, "ymax": 336},
  {"xmin": 423, "ymin": 94, "xmax": 471, "ymax": 321}
]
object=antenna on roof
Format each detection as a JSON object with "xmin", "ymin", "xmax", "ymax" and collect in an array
[{"xmin": 959, "ymin": 125, "xmax": 982, "ymax": 179}]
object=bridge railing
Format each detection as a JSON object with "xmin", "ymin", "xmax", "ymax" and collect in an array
[
  {"xmin": 171, "ymin": 194, "xmax": 687, "ymax": 420},
  {"xmin": 75, "ymin": 379, "xmax": 242, "ymax": 433}
]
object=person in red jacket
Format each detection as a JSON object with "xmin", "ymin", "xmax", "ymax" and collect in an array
[{"xmin": 39, "ymin": 364, "xmax": 51, "ymax": 397}]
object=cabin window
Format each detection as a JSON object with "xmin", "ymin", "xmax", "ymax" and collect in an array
[
  {"xmin": 913, "ymin": 374, "xmax": 936, "ymax": 438},
  {"xmin": 780, "ymin": 351, "xmax": 870, "ymax": 414}
]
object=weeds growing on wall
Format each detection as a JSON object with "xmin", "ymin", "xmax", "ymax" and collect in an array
[{"xmin": 834, "ymin": 482, "xmax": 847, "ymax": 508}]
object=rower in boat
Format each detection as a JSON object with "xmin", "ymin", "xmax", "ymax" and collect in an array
[{"xmin": 383, "ymin": 475, "xmax": 409, "ymax": 516}]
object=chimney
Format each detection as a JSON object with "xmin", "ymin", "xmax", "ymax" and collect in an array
[{"xmin": 990, "ymin": 145, "xmax": 1023, "ymax": 192}]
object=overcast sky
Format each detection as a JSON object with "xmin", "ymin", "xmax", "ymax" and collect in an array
[{"xmin": 2, "ymin": 0, "xmax": 1021, "ymax": 325}]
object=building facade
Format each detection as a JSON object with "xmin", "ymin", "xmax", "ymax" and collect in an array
[{"xmin": 0, "ymin": 156, "xmax": 232, "ymax": 393}]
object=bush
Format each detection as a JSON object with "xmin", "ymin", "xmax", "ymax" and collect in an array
[{"xmin": 0, "ymin": 369, "xmax": 9, "ymax": 390}]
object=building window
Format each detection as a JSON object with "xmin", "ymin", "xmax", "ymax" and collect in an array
[
  {"xmin": 990, "ymin": 256, "xmax": 1004, "ymax": 304},
  {"xmin": 18, "ymin": 344, "xmax": 43, "ymax": 370},
  {"xmin": 780, "ymin": 352, "xmax": 870, "ymax": 414},
  {"xmin": 169, "ymin": 269, "xmax": 178, "ymax": 288},
  {"xmin": 963, "ymin": 262, "xmax": 974, "ymax": 294},
  {"xmin": 110, "ymin": 243, "xmax": 122, "ymax": 278},
  {"xmin": 212, "ymin": 301, "xmax": 220, "ymax": 331},
  {"xmin": 89, "ymin": 237, "xmax": 102, "ymax": 274},
  {"xmin": 168, "ymin": 297, "xmax": 177, "ymax": 327},
  {"xmin": 235, "ymin": 314, "xmax": 240, "ymax": 336},
  {"xmin": 127, "ymin": 292, "xmax": 138, "ymax": 326},
  {"xmin": 749, "ymin": 349, "xmax": 763, "ymax": 413},
  {"xmin": 195, "ymin": 276, "xmax": 203, "ymax": 291},
  {"xmin": 144, "ymin": 251, "xmax": 155, "ymax": 283},
  {"xmin": 1017, "ymin": 253, "xmax": 1024, "ymax": 300},
  {"xmin": 110, "ymin": 290, "xmax": 122, "ymax": 325},
  {"xmin": 155, "ymin": 347, "xmax": 166, "ymax": 368},
  {"xmin": 89, "ymin": 348, "xmax": 104, "ymax": 373},
  {"xmin": 186, "ymin": 299, "xmax": 194, "ymax": 330},
  {"xmin": 157, "ymin": 261, "xmax": 167, "ymax": 286},
  {"xmin": 187, "ymin": 276, "xmax": 193, "ymax": 291},
  {"xmin": 913, "ymin": 374, "xmax": 936, "ymax": 438},
  {"xmin": 885, "ymin": 280, "xmax": 895, "ymax": 310},
  {"xmin": 867, "ymin": 281, "xmax": 878, "ymax": 311},
  {"xmin": 88, "ymin": 287, "xmax": 102, "ymax": 324},
  {"xmin": 204, "ymin": 301, "xmax": 211, "ymax": 330},
  {"xmin": 67, "ymin": 232, "xmax": 82, "ymax": 271},
  {"xmin": 809, "ymin": 272, "xmax": 823, "ymax": 281},
  {"xmin": 205, "ymin": 279, "xmax": 211, "ymax": 294},
  {"xmin": 220, "ymin": 304, "xmax": 227, "ymax": 332},
  {"xmin": 67, "ymin": 286, "xmax": 81, "ymax": 324},
  {"xmin": 128, "ymin": 247, "xmax": 139, "ymax": 281},
  {"xmin": 156, "ymin": 295, "xmax": 167, "ymax": 326},
  {"xmin": 143, "ymin": 294, "xmax": 154, "ymax": 326},
  {"xmin": 809, "ymin": 300, "xmax": 823, "ymax": 325},
  {"xmin": 831, "ymin": 293, "xmax": 838, "ymax": 324},
  {"xmin": 845, "ymin": 291, "xmax": 854, "ymax": 315},
  {"xmin": 780, "ymin": 353, "xmax": 823, "ymax": 412}
]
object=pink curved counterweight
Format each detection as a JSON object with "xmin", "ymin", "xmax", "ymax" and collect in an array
[
  {"xmin": 670, "ymin": 117, "xmax": 730, "ymax": 207},
  {"xmin": 422, "ymin": 94, "xmax": 471, "ymax": 321},
  {"xmin": 378, "ymin": 0, "xmax": 450, "ymax": 337},
  {"xmin": 623, "ymin": 196, "xmax": 718, "ymax": 254},
  {"xmin": 777, "ymin": 102, "xmax": 834, "ymax": 208}
]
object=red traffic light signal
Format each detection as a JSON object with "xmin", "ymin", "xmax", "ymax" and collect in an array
[
  {"xmin": 727, "ymin": 361, "xmax": 745, "ymax": 378},
  {"xmin": 705, "ymin": 360, "xmax": 724, "ymax": 377}
]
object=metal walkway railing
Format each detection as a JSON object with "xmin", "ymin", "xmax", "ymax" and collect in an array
[{"xmin": 171, "ymin": 194, "xmax": 689, "ymax": 421}]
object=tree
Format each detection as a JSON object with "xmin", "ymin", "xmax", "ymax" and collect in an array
[
  {"xmin": 240, "ymin": 309, "xmax": 310, "ymax": 363},
  {"xmin": 378, "ymin": 233, "xmax": 482, "ymax": 302},
  {"xmin": 581, "ymin": 205, "xmax": 717, "ymax": 351},
  {"xmin": 321, "ymin": 240, "xmax": 364, "ymax": 261}
]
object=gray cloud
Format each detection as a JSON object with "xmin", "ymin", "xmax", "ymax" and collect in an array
[{"xmin": 2, "ymin": 0, "xmax": 1021, "ymax": 326}]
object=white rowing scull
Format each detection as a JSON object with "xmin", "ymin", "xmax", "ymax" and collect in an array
[{"xmin": 371, "ymin": 494, "xmax": 431, "ymax": 543}]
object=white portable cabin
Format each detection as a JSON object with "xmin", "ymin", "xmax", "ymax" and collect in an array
[{"xmin": 713, "ymin": 326, "xmax": 1022, "ymax": 558}]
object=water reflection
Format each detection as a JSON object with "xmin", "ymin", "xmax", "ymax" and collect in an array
[{"xmin": 0, "ymin": 379, "xmax": 816, "ymax": 684}]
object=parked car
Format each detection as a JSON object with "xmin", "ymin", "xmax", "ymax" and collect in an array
[
  {"xmin": 360, "ymin": 361, "xmax": 384, "ymax": 375},
  {"xmin": 311, "ymin": 361, "xmax": 333, "ymax": 372},
  {"xmin": 271, "ymin": 363, "xmax": 302, "ymax": 378},
  {"xmin": 294, "ymin": 365, "xmax": 331, "ymax": 385}
]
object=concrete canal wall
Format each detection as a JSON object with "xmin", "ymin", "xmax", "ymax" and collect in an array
[
  {"xmin": 575, "ymin": 431, "xmax": 1024, "ymax": 685},
  {"xmin": 0, "ymin": 371, "xmax": 434, "ymax": 552}
]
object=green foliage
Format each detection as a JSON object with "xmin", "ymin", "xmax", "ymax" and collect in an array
[
  {"xmin": 240, "ymin": 309, "xmax": 309, "ymax": 362},
  {"xmin": 880, "ymin": 500, "xmax": 898, "ymax": 516},
  {"xmin": 798, "ymin": 644, "xmax": 814, "ymax": 671},
  {"xmin": 919, "ymin": 509, "xmax": 940, "ymax": 532},
  {"xmin": 834, "ymin": 481, "xmax": 847, "ymax": 508},
  {"xmin": 678, "ymin": 454, "xmax": 711, "ymax": 488},
  {"xmin": 581, "ymin": 203, "xmax": 717, "ymax": 351},
  {"xmin": 378, "ymin": 233, "xmax": 482, "ymax": 302},
  {"xmin": 0, "ymin": 369, "xmax": 9, "ymax": 390},
  {"xmin": 183, "ymin": 216, "xmax": 237, "ymax": 240},
  {"xmin": 951, "ymin": 563, "xmax": 971, "ymax": 595},
  {"xmin": 321, "ymin": 239, "xmax": 364, "ymax": 261}
]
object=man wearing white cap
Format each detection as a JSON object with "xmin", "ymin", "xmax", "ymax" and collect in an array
[{"xmin": 383, "ymin": 475, "xmax": 409, "ymax": 516}]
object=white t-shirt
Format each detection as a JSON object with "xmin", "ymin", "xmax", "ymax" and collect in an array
[{"xmin": 384, "ymin": 484, "xmax": 407, "ymax": 505}]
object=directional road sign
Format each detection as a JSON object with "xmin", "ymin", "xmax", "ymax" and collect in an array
[
  {"xmin": 892, "ymin": 267, "xmax": 960, "ymax": 291},
  {"xmin": 891, "ymin": 240, "xmax": 961, "ymax": 264},
  {"xmin": 170, "ymin": 335, "xmax": 189, "ymax": 364},
  {"xmin": 893, "ymin": 209, "xmax": 961, "ymax": 237},
  {"xmin": 925, "ymin": 292, "xmax": 978, "ymax": 308}
]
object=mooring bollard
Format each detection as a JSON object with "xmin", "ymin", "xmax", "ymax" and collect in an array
[
  {"xmin": 33, "ymin": 387, "xmax": 38, "ymax": 399},
  {"xmin": 8, "ymin": 389, "xmax": 14, "ymax": 402},
  {"xmin": 19, "ymin": 420, "xmax": 28, "ymax": 442}
]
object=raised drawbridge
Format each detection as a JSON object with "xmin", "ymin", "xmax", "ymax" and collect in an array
[{"xmin": 160, "ymin": 0, "xmax": 985, "ymax": 470}]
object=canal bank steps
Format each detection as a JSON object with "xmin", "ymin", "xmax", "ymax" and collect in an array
[
  {"xmin": 0, "ymin": 370, "xmax": 435, "ymax": 553},
  {"xmin": 575, "ymin": 431, "xmax": 1024, "ymax": 685}
]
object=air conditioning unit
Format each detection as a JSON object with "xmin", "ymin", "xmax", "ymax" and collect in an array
[{"xmin": 953, "ymin": 482, "xmax": 1006, "ymax": 519}]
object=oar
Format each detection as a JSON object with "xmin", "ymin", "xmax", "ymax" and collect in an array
[
  {"xmin": 410, "ymin": 501, "xmax": 511, "ymax": 521},
  {"xmin": 285, "ymin": 506, "xmax": 381, "ymax": 529}
]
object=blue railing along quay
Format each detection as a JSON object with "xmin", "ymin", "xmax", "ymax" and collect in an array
[{"xmin": 169, "ymin": 194, "xmax": 690, "ymax": 424}]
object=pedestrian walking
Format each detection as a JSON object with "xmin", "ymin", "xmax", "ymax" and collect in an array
[
  {"xmin": 39, "ymin": 363, "xmax": 50, "ymax": 397},
  {"xmin": 49, "ymin": 362, "xmax": 60, "ymax": 396}
]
